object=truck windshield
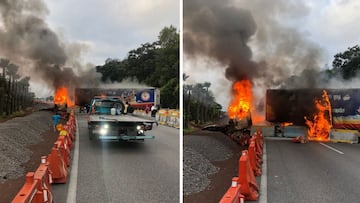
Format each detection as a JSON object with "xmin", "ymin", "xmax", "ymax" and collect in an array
[{"xmin": 90, "ymin": 100, "xmax": 122, "ymax": 115}]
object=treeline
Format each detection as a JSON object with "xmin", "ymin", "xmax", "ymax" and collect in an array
[
  {"xmin": 0, "ymin": 58, "xmax": 33, "ymax": 117},
  {"xmin": 327, "ymin": 45, "xmax": 360, "ymax": 79},
  {"xmin": 96, "ymin": 26, "xmax": 179, "ymax": 109},
  {"xmin": 183, "ymin": 74, "xmax": 223, "ymax": 128}
]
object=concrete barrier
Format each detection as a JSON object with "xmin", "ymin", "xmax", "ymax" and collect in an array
[
  {"xmin": 330, "ymin": 129, "xmax": 359, "ymax": 144},
  {"xmin": 251, "ymin": 126, "xmax": 273, "ymax": 137},
  {"xmin": 133, "ymin": 109, "xmax": 180, "ymax": 128},
  {"xmin": 283, "ymin": 126, "xmax": 307, "ymax": 138}
]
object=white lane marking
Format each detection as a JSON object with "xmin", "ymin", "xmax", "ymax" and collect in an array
[
  {"xmin": 259, "ymin": 141, "xmax": 267, "ymax": 203},
  {"xmin": 66, "ymin": 118, "xmax": 80, "ymax": 203},
  {"xmin": 319, "ymin": 143, "xmax": 344, "ymax": 154}
]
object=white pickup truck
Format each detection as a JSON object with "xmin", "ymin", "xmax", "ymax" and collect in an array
[{"xmin": 87, "ymin": 96, "xmax": 155, "ymax": 141}]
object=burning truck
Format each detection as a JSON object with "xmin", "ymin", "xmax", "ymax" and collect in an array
[
  {"xmin": 53, "ymin": 86, "xmax": 74, "ymax": 118},
  {"xmin": 203, "ymin": 79, "xmax": 253, "ymax": 146}
]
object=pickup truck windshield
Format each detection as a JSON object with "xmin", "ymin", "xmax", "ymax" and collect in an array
[{"xmin": 90, "ymin": 100, "xmax": 123, "ymax": 115}]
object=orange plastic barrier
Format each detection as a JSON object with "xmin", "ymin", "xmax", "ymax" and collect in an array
[
  {"xmin": 238, "ymin": 150, "xmax": 259, "ymax": 201},
  {"xmin": 250, "ymin": 136, "xmax": 263, "ymax": 165},
  {"xmin": 12, "ymin": 110, "xmax": 77, "ymax": 202},
  {"xmin": 253, "ymin": 135, "xmax": 263, "ymax": 155},
  {"xmin": 248, "ymin": 141, "xmax": 261, "ymax": 176},
  {"xmin": 219, "ymin": 177, "xmax": 245, "ymax": 203},
  {"xmin": 12, "ymin": 172, "xmax": 39, "ymax": 203},
  {"xmin": 61, "ymin": 126, "xmax": 73, "ymax": 150},
  {"xmin": 12, "ymin": 156, "xmax": 54, "ymax": 203},
  {"xmin": 66, "ymin": 122, "xmax": 75, "ymax": 141},
  {"xmin": 47, "ymin": 142, "xmax": 68, "ymax": 183},
  {"xmin": 254, "ymin": 128, "xmax": 264, "ymax": 147},
  {"xmin": 57, "ymin": 136, "xmax": 70, "ymax": 167},
  {"xmin": 33, "ymin": 156, "xmax": 53, "ymax": 203},
  {"xmin": 68, "ymin": 113, "xmax": 76, "ymax": 129}
]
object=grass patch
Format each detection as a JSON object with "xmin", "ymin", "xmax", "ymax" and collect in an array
[{"xmin": 13, "ymin": 111, "xmax": 26, "ymax": 117}]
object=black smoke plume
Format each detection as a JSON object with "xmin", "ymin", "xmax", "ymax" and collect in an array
[
  {"xmin": 0, "ymin": 0, "xmax": 100, "ymax": 93},
  {"xmin": 184, "ymin": 0, "xmax": 324, "ymax": 88}
]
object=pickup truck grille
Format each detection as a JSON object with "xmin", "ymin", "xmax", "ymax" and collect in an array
[{"xmin": 118, "ymin": 128, "xmax": 127, "ymax": 134}]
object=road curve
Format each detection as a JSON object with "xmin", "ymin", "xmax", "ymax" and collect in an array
[{"xmin": 53, "ymin": 113, "xmax": 179, "ymax": 203}]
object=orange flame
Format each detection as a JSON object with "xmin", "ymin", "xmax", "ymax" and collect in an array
[
  {"xmin": 228, "ymin": 79, "xmax": 252, "ymax": 120},
  {"xmin": 282, "ymin": 122, "xmax": 293, "ymax": 127},
  {"xmin": 251, "ymin": 111, "xmax": 266, "ymax": 125},
  {"xmin": 304, "ymin": 90, "xmax": 332, "ymax": 141},
  {"xmin": 54, "ymin": 86, "xmax": 74, "ymax": 107}
]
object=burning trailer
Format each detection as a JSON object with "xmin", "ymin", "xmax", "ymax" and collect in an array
[{"xmin": 266, "ymin": 88, "xmax": 360, "ymax": 143}]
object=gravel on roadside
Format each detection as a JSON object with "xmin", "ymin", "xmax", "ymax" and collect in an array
[
  {"xmin": 0, "ymin": 111, "xmax": 53, "ymax": 183},
  {"xmin": 183, "ymin": 130, "xmax": 240, "ymax": 197}
]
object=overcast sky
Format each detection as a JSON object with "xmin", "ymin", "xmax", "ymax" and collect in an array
[
  {"xmin": 26, "ymin": 0, "xmax": 179, "ymax": 96},
  {"xmin": 46, "ymin": 0, "xmax": 180, "ymax": 65},
  {"xmin": 184, "ymin": 0, "xmax": 360, "ymax": 109}
]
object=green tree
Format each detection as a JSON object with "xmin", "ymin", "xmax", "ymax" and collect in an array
[
  {"xmin": 183, "ymin": 74, "xmax": 223, "ymax": 128},
  {"xmin": 332, "ymin": 45, "xmax": 360, "ymax": 79},
  {"xmin": 160, "ymin": 78, "xmax": 179, "ymax": 109},
  {"xmin": 0, "ymin": 58, "xmax": 10, "ymax": 115},
  {"xmin": 183, "ymin": 73, "xmax": 191, "ymax": 128},
  {"xmin": 202, "ymin": 82, "xmax": 211, "ymax": 122},
  {"xmin": 19, "ymin": 76, "xmax": 31, "ymax": 109},
  {"xmin": 96, "ymin": 26, "xmax": 179, "ymax": 109},
  {"xmin": 6, "ymin": 63, "xmax": 19, "ymax": 115}
]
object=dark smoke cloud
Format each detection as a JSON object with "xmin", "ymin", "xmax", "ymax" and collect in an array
[
  {"xmin": 184, "ymin": 0, "xmax": 324, "ymax": 89},
  {"xmin": 0, "ymin": 0, "xmax": 100, "ymax": 92},
  {"xmin": 184, "ymin": 0, "xmax": 258, "ymax": 82}
]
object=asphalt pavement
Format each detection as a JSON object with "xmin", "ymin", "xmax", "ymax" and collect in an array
[
  {"xmin": 52, "ymin": 114, "xmax": 180, "ymax": 203},
  {"xmin": 265, "ymin": 138, "xmax": 360, "ymax": 203}
]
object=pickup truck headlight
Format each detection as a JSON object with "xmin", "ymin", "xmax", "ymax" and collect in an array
[
  {"xmin": 99, "ymin": 124, "xmax": 109, "ymax": 135},
  {"xmin": 137, "ymin": 125, "xmax": 144, "ymax": 135}
]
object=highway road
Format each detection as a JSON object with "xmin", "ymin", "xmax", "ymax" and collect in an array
[
  {"xmin": 263, "ymin": 137, "xmax": 360, "ymax": 203},
  {"xmin": 52, "ymin": 113, "xmax": 180, "ymax": 203}
]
